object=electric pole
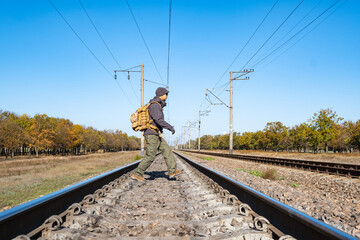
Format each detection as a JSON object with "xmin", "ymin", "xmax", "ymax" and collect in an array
[
  {"xmin": 181, "ymin": 126, "xmax": 187, "ymax": 149},
  {"xmin": 188, "ymin": 121, "xmax": 191, "ymax": 149},
  {"xmin": 140, "ymin": 64, "xmax": 144, "ymax": 156},
  {"xmin": 229, "ymin": 69, "xmax": 253, "ymax": 154},
  {"xmin": 114, "ymin": 64, "xmax": 145, "ymax": 155},
  {"xmin": 198, "ymin": 110, "xmax": 210, "ymax": 152}
]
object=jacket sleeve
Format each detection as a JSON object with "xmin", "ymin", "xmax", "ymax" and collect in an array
[{"xmin": 149, "ymin": 103, "xmax": 174, "ymax": 132}]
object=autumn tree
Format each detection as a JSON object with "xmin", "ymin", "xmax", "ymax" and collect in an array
[
  {"xmin": 82, "ymin": 128, "xmax": 101, "ymax": 153},
  {"xmin": 199, "ymin": 135, "xmax": 213, "ymax": 149},
  {"xmin": 0, "ymin": 117, "xmax": 24, "ymax": 158},
  {"xmin": 351, "ymin": 120, "xmax": 360, "ymax": 151},
  {"xmin": 310, "ymin": 109, "xmax": 343, "ymax": 153},
  {"xmin": 29, "ymin": 114, "xmax": 56, "ymax": 156},
  {"xmin": 264, "ymin": 122, "xmax": 289, "ymax": 151},
  {"xmin": 128, "ymin": 136, "xmax": 140, "ymax": 150},
  {"xmin": 54, "ymin": 119, "xmax": 76, "ymax": 154},
  {"xmin": 289, "ymin": 123, "xmax": 311, "ymax": 152}
]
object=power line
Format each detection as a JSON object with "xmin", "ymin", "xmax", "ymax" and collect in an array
[
  {"xmin": 204, "ymin": 1, "xmax": 279, "ymax": 120},
  {"xmin": 48, "ymin": 0, "xmax": 134, "ymax": 107},
  {"xmin": 78, "ymin": 0, "xmax": 139, "ymax": 98},
  {"xmin": 239, "ymin": 0, "xmax": 304, "ymax": 72},
  {"xmin": 166, "ymin": 0, "xmax": 172, "ymax": 87},
  {"xmin": 251, "ymin": 0, "xmax": 341, "ymax": 69},
  {"xmin": 78, "ymin": 0, "xmax": 121, "ymax": 69},
  {"xmin": 212, "ymin": 0, "xmax": 279, "ymax": 89},
  {"xmin": 166, "ymin": 0, "xmax": 173, "ymax": 124},
  {"xmin": 256, "ymin": 0, "xmax": 347, "ymax": 73},
  {"xmin": 125, "ymin": 0, "xmax": 165, "ymax": 84},
  {"xmin": 255, "ymin": 0, "xmax": 322, "ymax": 67}
]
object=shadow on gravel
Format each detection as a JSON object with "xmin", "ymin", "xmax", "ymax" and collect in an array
[{"xmin": 145, "ymin": 171, "xmax": 180, "ymax": 181}]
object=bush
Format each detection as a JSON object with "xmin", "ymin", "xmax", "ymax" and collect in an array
[{"xmin": 262, "ymin": 169, "xmax": 277, "ymax": 180}]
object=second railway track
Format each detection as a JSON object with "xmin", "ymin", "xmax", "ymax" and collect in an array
[
  {"xmin": 0, "ymin": 152, "xmax": 357, "ymax": 240},
  {"xmin": 181, "ymin": 150, "xmax": 360, "ymax": 178}
]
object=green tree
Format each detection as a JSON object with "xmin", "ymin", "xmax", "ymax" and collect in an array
[
  {"xmin": 264, "ymin": 122, "xmax": 288, "ymax": 151},
  {"xmin": 82, "ymin": 128, "xmax": 101, "ymax": 153},
  {"xmin": 310, "ymin": 109, "xmax": 343, "ymax": 153},
  {"xmin": 351, "ymin": 120, "xmax": 360, "ymax": 151},
  {"xmin": 290, "ymin": 123, "xmax": 311, "ymax": 152},
  {"xmin": 200, "ymin": 135, "xmax": 213, "ymax": 149}
]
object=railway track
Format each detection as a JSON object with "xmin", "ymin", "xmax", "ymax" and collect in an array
[
  {"xmin": 0, "ymin": 153, "xmax": 357, "ymax": 240},
  {"xmin": 181, "ymin": 150, "xmax": 360, "ymax": 178}
]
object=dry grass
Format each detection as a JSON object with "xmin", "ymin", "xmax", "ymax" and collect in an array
[
  {"xmin": 262, "ymin": 169, "xmax": 277, "ymax": 180},
  {"xmin": 0, "ymin": 151, "xmax": 140, "ymax": 211}
]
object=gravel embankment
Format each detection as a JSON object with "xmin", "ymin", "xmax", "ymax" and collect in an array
[{"xmin": 180, "ymin": 152, "xmax": 360, "ymax": 238}]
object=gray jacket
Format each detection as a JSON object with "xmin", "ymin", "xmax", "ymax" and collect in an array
[{"xmin": 144, "ymin": 97, "xmax": 174, "ymax": 136}]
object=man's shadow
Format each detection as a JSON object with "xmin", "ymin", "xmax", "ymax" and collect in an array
[{"xmin": 145, "ymin": 171, "xmax": 179, "ymax": 181}]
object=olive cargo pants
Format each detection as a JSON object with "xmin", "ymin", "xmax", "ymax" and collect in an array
[{"xmin": 135, "ymin": 135, "xmax": 177, "ymax": 176}]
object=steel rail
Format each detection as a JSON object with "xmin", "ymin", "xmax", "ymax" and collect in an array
[
  {"xmin": 181, "ymin": 150, "xmax": 360, "ymax": 178},
  {"xmin": 174, "ymin": 151, "xmax": 357, "ymax": 240},
  {"xmin": 0, "ymin": 160, "xmax": 140, "ymax": 240}
]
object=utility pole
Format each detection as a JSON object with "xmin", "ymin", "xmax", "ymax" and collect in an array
[
  {"xmin": 140, "ymin": 64, "xmax": 144, "ymax": 156},
  {"xmin": 114, "ymin": 64, "xmax": 145, "ymax": 155},
  {"xmin": 229, "ymin": 69, "xmax": 253, "ymax": 154},
  {"xmin": 188, "ymin": 121, "xmax": 191, "ymax": 149},
  {"xmin": 181, "ymin": 126, "xmax": 187, "ymax": 149},
  {"xmin": 198, "ymin": 110, "xmax": 210, "ymax": 152}
]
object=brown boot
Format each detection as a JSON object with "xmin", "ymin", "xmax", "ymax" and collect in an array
[
  {"xmin": 169, "ymin": 169, "xmax": 183, "ymax": 178},
  {"xmin": 131, "ymin": 174, "xmax": 146, "ymax": 181}
]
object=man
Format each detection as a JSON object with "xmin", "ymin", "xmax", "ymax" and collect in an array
[{"xmin": 131, "ymin": 87, "xmax": 182, "ymax": 181}]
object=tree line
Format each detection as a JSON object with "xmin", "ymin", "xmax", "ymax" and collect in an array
[
  {"xmin": 0, "ymin": 110, "xmax": 140, "ymax": 158},
  {"xmin": 193, "ymin": 109, "xmax": 360, "ymax": 153}
]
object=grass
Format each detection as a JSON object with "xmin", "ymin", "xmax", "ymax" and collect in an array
[
  {"xmin": 236, "ymin": 168, "xmax": 285, "ymax": 181},
  {"xmin": 201, "ymin": 156, "xmax": 215, "ymax": 161},
  {"xmin": 133, "ymin": 155, "xmax": 142, "ymax": 160},
  {"xmin": 178, "ymin": 151, "xmax": 215, "ymax": 161},
  {"xmin": 0, "ymin": 151, "xmax": 140, "ymax": 210},
  {"xmin": 289, "ymin": 182, "xmax": 300, "ymax": 188}
]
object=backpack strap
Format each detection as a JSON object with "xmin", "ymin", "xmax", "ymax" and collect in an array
[
  {"xmin": 147, "ymin": 101, "xmax": 163, "ymax": 136},
  {"xmin": 149, "ymin": 101, "xmax": 162, "ymax": 111}
]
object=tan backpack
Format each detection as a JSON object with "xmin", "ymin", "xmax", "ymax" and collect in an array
[{"xmin": 130, "ymin": 102, "xmax": 161, "ymax": 135}]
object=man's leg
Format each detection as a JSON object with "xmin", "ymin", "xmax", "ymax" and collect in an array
[
  {"xmin": 135, "ymin": 135, "xmax": 160, "ymax": 176},
  {"xmin": 158, "ymin": 137, "xmax": 177, "ymax": 174}
]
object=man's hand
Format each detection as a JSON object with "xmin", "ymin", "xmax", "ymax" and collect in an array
[{"xmin": 171, "ymin": 128, "xmax": 175, "ymax": 135}]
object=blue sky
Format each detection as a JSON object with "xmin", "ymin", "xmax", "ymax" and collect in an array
[{"xmin": 0, "ymin": 0, "xmax": 359, "ymax": 144}]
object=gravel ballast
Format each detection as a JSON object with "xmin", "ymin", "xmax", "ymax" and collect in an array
[{"xmin": 179, "ymin": 151, "xmax": 360, "ymax": 238}]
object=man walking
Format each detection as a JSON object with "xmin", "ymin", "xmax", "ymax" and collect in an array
[{"xmin": 131, "ymin": 87, "xmax": 182, "ymax": 181}]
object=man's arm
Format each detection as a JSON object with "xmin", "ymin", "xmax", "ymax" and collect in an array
[{"xmin": 149, "ymin": 103, "xmax": 174, "ymax": 132}]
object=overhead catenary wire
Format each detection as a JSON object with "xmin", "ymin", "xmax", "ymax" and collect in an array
[
  {"xmin": 196, "ymin": 1, "xmax": 344, "ymax": 140},
  {"xmin": 48, "ymin": 0, "xmax": 134, "ymax": 107},
  {"xmin": 166, "ymin": 0, "xmax": 172, "ymax": 87},
  {"xmin": 212, "ymin": 0, "xmax": 279, "ymax": 90},
  {"xmin": 125, "ymin": 0, "xmax": 165, "ymax": 84},
  {"xmin": 256, "ymin": 0, "xmax": 347, "ymax": 73},
  {"xmin": 166, "ymin": 0, "xmax": 173, "ymax": 124},
  {"xmin": 238, "ymin": 0, "xmax": 305, "ymax": 73},
  {"xmin": 77, "ymin": 0, "xmax": 138, "ymax": 98},
  {"xmin": 78, "ymin": 0, "xmax": 122, "ymax": 70},
  {"xmin": 251, "ymin": 0, "xmax": 341, "ymax": 69},
  {"xmin": 201, "ymin": 0, "xmax": 279, "ymax": 124},
  {"xmin": 256, "ymin": 0, "xmax": 322, "ymax": 65},
  {"xmin": 201, "ymin": 0, "xmax": 304, "ymax": 136}
]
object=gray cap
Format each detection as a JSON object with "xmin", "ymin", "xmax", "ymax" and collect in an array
[{"xmin": 155, "ymin": 87, "xmax": 169, "ymax": 97}]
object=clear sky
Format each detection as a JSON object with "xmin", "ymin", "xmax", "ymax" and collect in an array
[{"xmin": 1, "ymin": 0, "xmax": 359, "ymax": 145}]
